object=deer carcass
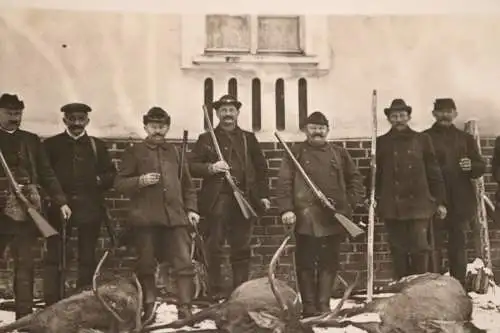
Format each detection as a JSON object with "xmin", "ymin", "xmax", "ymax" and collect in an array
[
  {"xmin": 305, "ymin": 273, "xmax": 486, "ymax": 333},
  {"xmin": 0, "ymin": 251, "xmax": 155, "ymax": 333}
]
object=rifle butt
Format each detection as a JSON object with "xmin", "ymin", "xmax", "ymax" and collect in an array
[
  {"xmin": 233, "ymin": 191, "xmax": 258, "ymax": 220},
  {"xmin": 335, "ymin": 213, "xmax": 365, "ymax": 239},
  {"xmin": 27, "ymin": 207, "xmax": 58, "ymax": 238}
]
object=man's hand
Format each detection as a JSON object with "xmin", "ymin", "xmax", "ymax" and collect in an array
[
  {"xmin": 209, "ymin": 161, "xmax": 230, "ymax": 174},
  {"xmin": 436, "ymin": 205, "xmax": 447, "ymax": 220},
  {"xmin": 60, "ymin": 204, "xmax": 72, "ymax": 220},
  {"xmin": 260, "ymin": 198, "xmax": 271, "ymax": 211},
  {"xmin": 139, "ymin": 173, "xmax": 161, "ymax": 186},
  {"xmin": 282, "ymin": 211, "xmax": 296, "ymax": 225},
  {"xmin": 459, "ymin": 157, "xmax": 472, "ymax": 172},
  {"xmin": 187, "ymin": 211, "xmax": 200, "ymax": 226},
  {"xmin": 364, "ymin": 198, "xmax": 377, "ymax": 210}
]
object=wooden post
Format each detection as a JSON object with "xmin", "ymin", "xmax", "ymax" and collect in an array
[{"xmin": 463, "ymin": 119, "xmax": 492, "ymax": 272}]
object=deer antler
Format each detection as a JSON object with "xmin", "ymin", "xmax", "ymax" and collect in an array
[
  {"xmin": 301, "ymin": 272, "xmax": 360, "ymax": 325},
  {"xmin": 268, "ymin": 231, "xmax": 292, "ymax": 312},
  {"xmin": 92, "ymin": 251, "xmax": 126, "ymax": 324}
]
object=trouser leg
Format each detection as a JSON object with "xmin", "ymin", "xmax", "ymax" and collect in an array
[
  {"xmin": 76, "ymin": 221, "xmax": 102, "ymax": 289},
  {"xmin": 408, "ymin": 219, "xmax": 432, "ymax": 275},
  {"xmin": 446, "ymin": 220, "xmax": 467, "ymax": 287},
  {"xmin": 317, "ymin": 235, "xmax": 343, "ymax": 313},
  {"xmin": 295, "ymin": 234, "xmax": 319, "ymax": 317}
]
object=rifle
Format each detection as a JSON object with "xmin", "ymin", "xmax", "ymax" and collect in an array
[
  {"xmin": 367, "ymin": 89, "xmax": 377, "ymax": 302},
  {"xmin": 274, "ymin": 132, "xmax": 364, "ymax": 239},
  {"xmin": 59, "ymin": 215, "xmax": 68, "ymax": 298},
  {"xmin": 179, "ymin": 130, "xmax": 188, "ymax": 182},
  {"xmin": 0, "ymin": 149, "xmax": 58, "ymax": 238},
  {"xmin": 202, "ymin": 105, "xmax": 258, "ymax": 220}
]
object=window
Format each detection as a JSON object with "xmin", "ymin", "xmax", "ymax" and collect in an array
[
  {"xmin": 205, "ymin": 15, "xmax": 303, "ymax": 55},
  {"xmin": 180, "ymin": 14, "xmax": 330, "ymax": 69}
]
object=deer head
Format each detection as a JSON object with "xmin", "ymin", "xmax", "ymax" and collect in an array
[
  {"xmin": 92, "ymin": 251, "xmax": 157, "ymax": 333},
  {"xmin": 246, "ymin": 230, "xmax": 370, "ymax": 333}
]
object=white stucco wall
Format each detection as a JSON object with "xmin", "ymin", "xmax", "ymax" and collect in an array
[{"xmin": 1, "ymin": 8, "xmax": 500, "ymax": 141}]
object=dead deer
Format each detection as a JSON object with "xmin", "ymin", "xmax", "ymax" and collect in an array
[
  {"xmin": 141, "ymin": 232, "xmax": 360, "ymax": 333},
  {"xmin": 0, "ymin": 251, "xmax": 156, "ymax": 333}
]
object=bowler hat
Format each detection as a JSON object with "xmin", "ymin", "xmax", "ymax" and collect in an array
[
  {"xmin": 143, "ymin": 107, "xmax": 171, "ymax": 125},
  {"xmin": 304, "ymin": 111, "xmax": 329, "ymax": 127},
  {"xmin": 212, "ymin": 94, "xmax": 242, "ymax": 110},
  {"xmin": 384, "ymin": 98, "xmax": 412, "ymax": 116},
  {"xmin": 61, "ymin": 102, "xmax": 92, "ymax": 113},
  {"xmin": 433, "ymin": 98, "xmax": 456, "ymax": 111},
  {"xmin": 0, "ymin": 93, "xmax": 24, "ymax": 110}
]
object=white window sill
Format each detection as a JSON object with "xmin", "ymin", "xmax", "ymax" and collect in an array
[{"xmin": 191, "ymin": 54, "xmax": 321, "ymax": 66}]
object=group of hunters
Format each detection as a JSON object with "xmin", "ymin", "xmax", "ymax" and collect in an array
[{"xmin": 0, "ymin": 91, "xmax": 497, "ymax": 324}]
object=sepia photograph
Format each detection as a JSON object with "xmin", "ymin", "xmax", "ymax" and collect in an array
[{"xmin": 0, "ymin": 0, "xmax": 500, "ymax": 331}]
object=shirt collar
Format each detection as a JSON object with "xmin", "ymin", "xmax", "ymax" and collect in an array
[{"xmin": 65, "ymin": 129, "xmax": 87, "ymax": 140}]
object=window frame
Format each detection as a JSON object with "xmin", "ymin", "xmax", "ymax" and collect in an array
[{"xmin": 180, "ymin": 14, "xmax": 330, "ymax": 70}]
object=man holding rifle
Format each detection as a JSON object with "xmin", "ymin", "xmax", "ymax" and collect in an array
[
  {"xmin": 42, "ymin": 102, "xmax": 117, "ymax": 305},
  {"xmin": 189, "ymin": 94, "xmax": 270, "ymax": 300},
  {"xmin": 276, "ymin": 111, "xmax": 364, "ymax": 318},
  {"xmin": 0, "ymin": 93, "xmax": 71, "ymax": 320},
  {"xmin": 367, "ymin": 98, "xmax": 447, "ymax": 281},
  {"xmin": 424, "ymin": 98, "xmax": 486, "ymax": 287}
]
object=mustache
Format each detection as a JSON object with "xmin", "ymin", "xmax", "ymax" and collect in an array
[
  {"xmin": 69, "ymin": 125, "xmax": 84, "ymax": 130},
  {"xmin": 311, "ymin": 133, "xmax": 324, "ymax": 138},
  {"xmin": 223, "ymin": 116, "xmax": 234, "ymax": 121}
]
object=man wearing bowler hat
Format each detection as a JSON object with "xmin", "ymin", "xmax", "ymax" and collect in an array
[
  {"xmin": 0, "ymin": 93, "xmax": 71, "ymax": 320},
  {"xmin": 276, "ymin": 111, "xmax": 364, "ymax": 317},
  {"xmin": 42, "ymin": 102, "xmax": 117, "ymax": 305},
  {"xmin": 367, "ymin": 98, "xmax": 447, "ymax": 280},
  {"xmin": 189, "ymin": 94, "xmax": 270, "ymax": 300},
  {"xmin": 424, "ymin": 98, "xmax": 486, "ymax": 287},
  {"xmin": 114, "ymin": 107, "xmax": 200, "ymax": 320}
]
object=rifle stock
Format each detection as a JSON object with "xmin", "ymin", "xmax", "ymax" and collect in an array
[
  {"xmin": 202, "ymin": 105, "xmax": 258, "ymax": 220},
  {"xmin": 0, "ymin": 149, "xmax": 58, "ymax": 238},
  {"xmin": 274, "ymin": 132, "xmax": 364, "ymax": 239}
]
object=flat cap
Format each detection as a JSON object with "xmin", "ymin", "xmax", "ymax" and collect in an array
[{"xmin": 61, "ymin": 103, "xmax": 92, "ymax": 113}]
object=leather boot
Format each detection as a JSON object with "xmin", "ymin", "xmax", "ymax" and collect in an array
[
  {"xmin": 139, "ymin": 275, "xmax": 157, "ymax": 323},
  {"xmin": 410, "ymin": 252, "xmax": 430, "ymax": 275},
  {"xmin": 317, "ymin": 270, "xmax": 335, "ymax": 313},
  {"xmin": 14, "ymin": 269, "xmax": 34, "ymax": 320},
  {"xmin": 42, "ymin": 266, "xmax": 61, "ymax": 306},
  {"xmin": 297, "ymin": 270, "xmax": 319, "ymax": 318},
  {"xmin": 390, "ymin": 247, "xmax": 411, "ymax": 280},
  {"xmin": 232, "ymin": 261, "xmax": 250, "ymax": 291},
  {"xmin": 176, "ymin": 275, "xmax": 194, "ymax": 320}
]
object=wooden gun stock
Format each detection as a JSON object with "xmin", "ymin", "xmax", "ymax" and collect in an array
[
  {"xmin": 274, "ymin": 132, "xmax": 364, "ymax": 239},
  {"xmin": 0, "ymin": 149, "xmax": 58, "ymax": 238},
  {"xmin": 202, "ymin": 105, "xmax": 258, "ymax": 220}
]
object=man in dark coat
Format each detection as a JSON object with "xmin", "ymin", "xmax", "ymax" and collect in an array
[
  {"xmin": 42, "ymin": 102, "xmax": 117, "ymax": 305},
  {"xmin": 276, "ymin": 111, "xmax": 364, "ymax": 317},
  {"xmin": 189, "ymin": 94, "xmax": 270, "ymax": 299},
  {"xmin": 114, "ymin": 107, "xmax": 199, "ymax": 320},
  {"xmin": 424, "ymin": 98, "xmax": 486, "ymax": 286},
  {"xmin": 371, "ymin": 99, "xmax": 447, "ymax": 280},
  {"xmin": 492, "ymin": 136, "xmax": 500, "ymax": 223},
  {"xmin": 0, "ymin": 93, "xmax": 71, "ymax": 320}
]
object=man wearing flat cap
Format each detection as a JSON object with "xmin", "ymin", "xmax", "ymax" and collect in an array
[
  {"xmin": 424, "ymin": 98, "xmax": 486, "ymax": 287},
  {"xmin": 114, "ymin": 107, "xmax": 200, "ymax": 320},
  {"xmin": 367, "ymin": 98, "xmax": 447, "ymax": 280},
  {"xmin": 0, "ymin": 93, "xmax": 71, "ymax": 320},
  {"xmin": 42, "ymin": 102, "xmax": 117, "ymax": 305},
  {"xmin": 189, "ymin": 94, "xmax": 270, "ymax": 299},
  {"xmin": 276, "ymin": 111, "xmax": 364, "ymax": 317}
]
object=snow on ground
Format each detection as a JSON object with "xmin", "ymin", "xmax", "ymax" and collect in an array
[{"xmin": 0, "ymin": 286, "xmax": 499, "ymax": 332}]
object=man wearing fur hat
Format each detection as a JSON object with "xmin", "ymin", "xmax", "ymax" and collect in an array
[
  {"xmin": 276, "ymin": 111, "xmax": 364, "ymax": 317},
  {"xmin": 424, "ymin": 98, "xmax": 486, "ymax": 287},
  {"xmin": 189, "ymin": 94, "xmax": 270, "ymax": 299},
  {"xmin": 114, "ymin": 107, "xmax": 200, "ymax": 320},
  {"xmin": 368, "ymin": 99, "xmax": 447, "ymax": 280},
  {"xmin": 0, "ymin": 93, "xmax": 71, "ymax": 320},
  {"xmin": 42, "ymin": 102, "xmax": 117, "ymax": 305}
]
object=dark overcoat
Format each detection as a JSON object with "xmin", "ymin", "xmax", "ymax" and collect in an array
[
  {"xmin": 276, "ymin": 141, "xmax": 365, "ymax": 237},
  {"xmin": 424, "ymin": 123, "xmax": 486, "ymax": 224},
  {"xmin": 373, "ymin": 127, "xmax": 446, "ymax": 220},
  {"xmin": 114, "ymin": 140, "xmax": 197, "ymax": 227},
  {"xmin": 188, "ymin": 126, "xmax": 269, "ymax": 216},
  {"xmin": 43, "ymin": 132, "xmax": 116, "ymax": 223}
]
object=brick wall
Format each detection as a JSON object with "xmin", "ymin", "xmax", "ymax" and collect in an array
[{"xmin": 0, "ymin": 137, "xmax": 499, "ymax": 298}]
